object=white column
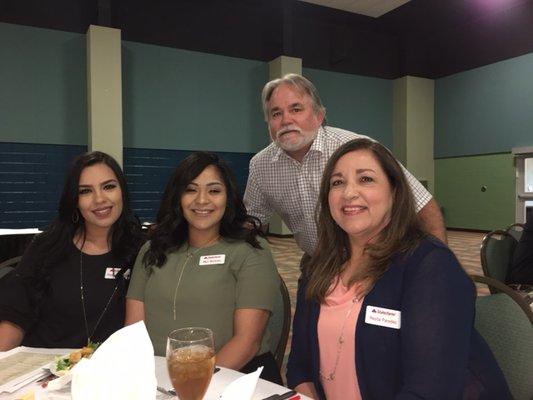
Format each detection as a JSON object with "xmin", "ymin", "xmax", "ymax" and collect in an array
[
  {"xmin": 87, "ymin": 25, "xmax": 123, "ymax": 166},
  {"xmin": 393, "ymin": 76, "xmax": 435, "ymax": 193}
]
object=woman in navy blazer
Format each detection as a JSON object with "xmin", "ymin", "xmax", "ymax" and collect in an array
[{"xmin": 286, "ymin": 139, "xmax": 511, "ymax": 400}]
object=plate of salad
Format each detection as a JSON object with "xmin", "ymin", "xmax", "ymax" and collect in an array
[{"xmin": 49, "ymin": 342, "xmax": 99, "ymax": 376}]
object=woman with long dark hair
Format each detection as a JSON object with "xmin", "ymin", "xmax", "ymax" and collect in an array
[
  {"xmin": 126, "ymin": 151, "xmax": 281, "ymax": 384},
  {"xmin": 287, "ymin": 139, "xmax": 510, "ymax": 399},
  {"xmin": 0, "ymin": 151, "xmax": 145, "ymax": 350}
]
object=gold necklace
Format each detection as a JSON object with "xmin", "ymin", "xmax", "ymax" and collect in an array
[
  {"xmin": 319, "ymin": 296, "xmax": 360, "ymax": 381},
  {"xmin": 172, "ymin": 236, "xmax": 220, "ymax": 321},
  {"xmin": 79, "ymin": 244, "xmax": 120, "ymax": 344}
]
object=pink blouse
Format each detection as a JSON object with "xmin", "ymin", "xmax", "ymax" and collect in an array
[{"xmin": 318, "ymin": 278, "xmax": 363, "ymax": 400}]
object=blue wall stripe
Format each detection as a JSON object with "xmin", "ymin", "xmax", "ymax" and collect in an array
[
  {"xmin": 0, "ymin": 143, "xmax": 86, "ymax": 228},
  {"xmin": 0, "ymin": 143, "xmax": 253, "ymax": 228}
]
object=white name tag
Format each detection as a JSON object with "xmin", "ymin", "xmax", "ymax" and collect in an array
[
  {"xmin": 199, "ymin": 254, "xmax": 226, "ymax": 266},
  {"xmin": 104, "ymin": 267, "xmax": 121, "ymax": 279},
  {"xmin": 365, "ymin": 305, "xmax": 401, "ymax": 329}
]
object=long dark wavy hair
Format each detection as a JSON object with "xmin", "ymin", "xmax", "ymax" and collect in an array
[
  {"xmin": 306, "ymin": 139, "xmax": 425, "ymax": 302},
  {"xmin": 18, "ymin": 151, "xmax": 145, "ymax": 304},
  {"xmin": 144, "ymin": 152, "xmax": 263, "ymax": 267}
]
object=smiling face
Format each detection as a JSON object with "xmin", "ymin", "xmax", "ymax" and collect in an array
[
  {"xmin": 77, "ymin": 163, "xmax": 123, "ymax": 235},
  {"xmin": 180, "ymin": 165, "xmax": 227, "ymax": 241},
  {"xmin": 266, "ymin": 83, "xmax": 324, "ymax": 161},
  {"xmin": 328, "ymin": 149, "xmax": 394, "ymax": 247}
]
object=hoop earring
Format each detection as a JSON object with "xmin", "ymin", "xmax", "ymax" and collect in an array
[{"xmin": 72, "ymin": 210, "xmax": 80, "ymax": 224}]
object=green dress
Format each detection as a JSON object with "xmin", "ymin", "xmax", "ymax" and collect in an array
[{"xmin": 127, "ymin": 237, "xmax": 279, "ymax": 356}]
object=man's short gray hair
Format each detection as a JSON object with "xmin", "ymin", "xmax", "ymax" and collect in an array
[{"xmin": 261, "ymin": 73, "xmax": 327, "ymax": 125}]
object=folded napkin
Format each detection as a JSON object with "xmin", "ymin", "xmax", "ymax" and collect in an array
[
  {"xmin": 70, "ymin": 321, "xmax": 157, "ymax": 400},
  {"xmin": 219, "ymin": 366, "xmax": 263, "ymax": 400}
]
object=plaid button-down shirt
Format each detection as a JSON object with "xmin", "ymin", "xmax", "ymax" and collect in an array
[{"xmin": 244, "ymin": 126, "xmax": 432, "ymax": 255}]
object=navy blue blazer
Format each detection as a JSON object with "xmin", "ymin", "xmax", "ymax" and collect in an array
[{"xmin": 287, "ymin": 238, "xmax": 511, "ymax": 400}]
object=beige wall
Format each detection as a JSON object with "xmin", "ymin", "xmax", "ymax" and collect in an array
[
  {"xmin": 87, "ymin": 25, "xmax": 123, "ymax": 166},
  {"xmin": 393, "ymin": 76, "xmax": 435, "ymax": 193}
]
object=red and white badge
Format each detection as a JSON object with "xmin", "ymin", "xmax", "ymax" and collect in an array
[
  {"xmin": 365, "ymin": 305, "xmax": 401, "ymax": 329},
  {"xmin": 199, "ymin": 254, "xmax": 226, "ymax": 266},
  {"xmin": 105, "ymin": 267, "xmax": 121, "ymax": 279}
]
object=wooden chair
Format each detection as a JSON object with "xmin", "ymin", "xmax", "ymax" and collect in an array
[
  {"xmin": 471, "ymin": 275, "xmax": 533, "ymax": 400},
  {"xmin": 268, "ymin": 274, "xmax": 292, "ymax": 371},
  {"xmin": 0, "ymin": 255, "xmax": 21, "ymax": 280},
  {"xmin": 480, "ymin": 230, "xmax": 517, "ymax": 292}
]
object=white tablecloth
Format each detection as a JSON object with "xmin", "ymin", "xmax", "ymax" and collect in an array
[{"xmin": 0, "ymin": 349, "xmax": 310, "ymax": 400}]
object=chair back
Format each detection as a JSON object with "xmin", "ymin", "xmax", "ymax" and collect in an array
[
  {"xmin": 471, "ymin": 275, "xmax": 533, "ymax": 400},
  {"xmin": 480, "ymin": 230, "xmax": 517, "ymax": 291},
  {"xmin": 0, "ymin": 255, "xmax": 21, "ymax": 280},
  {"xmin": 506, "ymin": 223, "xmax": 525, "ymax": 242},
  {"xmin": 268, "ymin": 274, "xmax": 292, "ymax": 371}
]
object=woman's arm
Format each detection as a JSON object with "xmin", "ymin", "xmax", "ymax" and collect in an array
[
  {"xmin": 215, "ymin": 308, "xmax": 269, "ymax": 369},
  {"xmin": 124, "ymin": 299, "xmax": 145, "ymax": 325},
  {"xmin": 286, "ymin": 278, "xmax": 316, "ymax": 391},
  {"xmin": 397, "ymin": 246, "xmax": 474, "ymax": 398},
  {"xmin": 0, "ymin": 321, "xmax": 24, "ymax": 351}
]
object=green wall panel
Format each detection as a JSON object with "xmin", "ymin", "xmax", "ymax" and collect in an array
[
  {"xmin": 0, "ymin": 23, "xmax": 87, "ymax": 145},
  {"xmin": 122, "ymin": 41, "xmax": 269, "ymax": 153},
  {"xmin": 435, "ymin": 153, "xmax": 515, "ymax": 230},
  {"xmin": 303, "ymin": 67, "xmax": 393, "ymax": 148}
]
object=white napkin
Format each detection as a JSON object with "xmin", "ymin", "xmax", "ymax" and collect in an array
[
  {"xmin": 219, "ymin": 366, "xmax": 263, "ymax": 400},
  {"xmin": 70, "ymin": 321, "xmax": 157, "ymax": 400}
]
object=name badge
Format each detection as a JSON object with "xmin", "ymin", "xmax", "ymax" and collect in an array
[
  {"xmin": 199, "ymin": 254, "xmax": 226, "ymax": 266},
  {"xmin": 104, "ymin": 267, "xmax": 121, "ymax": 279},
  {"xmin": 365, "ymin": 305, "xmax": 401, "ymax": 329}
]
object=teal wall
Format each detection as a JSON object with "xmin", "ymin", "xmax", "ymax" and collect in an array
[
  {"xmin": 303, "ymin": 67, "xmax": 393, "ymax": 148},
  {"xmin": 0, "ymin": 23, "xmax": 87, "ymax": 145},
  {"xmin": 0, "ymin": 23, "xmax": 394, "ymax": 153},
  {"xmin": 122, "ymin": 41, "xmax": 269, "ymax": 152},
  {"xmin": 433, "ymin": 54, "xmax": 533, "ymax": 229},
  {"xmin": 435, "ymin": 52, "xmax": 533, "ymax": 158}
]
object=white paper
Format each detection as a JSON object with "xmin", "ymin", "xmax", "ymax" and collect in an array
[
  {"xmin": 219, "ymin": 366, "xmax": 263, "ymax": 400},
  {"xmin": 0, "ymin": 347, "xmax": 62, "ymax": 394},
  {"xmin": 70, "ymin": 321, "xmax": 157, "ymax": 400}
]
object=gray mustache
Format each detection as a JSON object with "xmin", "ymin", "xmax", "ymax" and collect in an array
[{"xmin": 276, "ymin": 126, "xmax": 301, "ymax": 137}]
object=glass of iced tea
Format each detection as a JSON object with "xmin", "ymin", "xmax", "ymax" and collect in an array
[{"xmin": 166, "ymin": 327, "xmax": 216, "ymax": 400}]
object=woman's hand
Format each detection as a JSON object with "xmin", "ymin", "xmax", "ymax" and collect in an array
[
  {"xmin": 124, "ymin": 299, "xmax": 145, "ymax": 325},
  {"xmin": 294, "ymin": 382, "xmax": 319, "ymax": 399},
  {"xmin": 215, "ymin": 308, "xmax": 269, "ymax": 370},
  {"xmin": 0, "ymin": 321, "xmax": 24, "ymax": 351}
]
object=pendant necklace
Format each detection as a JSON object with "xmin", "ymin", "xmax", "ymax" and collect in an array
[
  {"xmin": 319, "ymin": 296, "xmax": 360, "ymax": 381},
  {"xmin": 79, "ymin": 243, "xmax": 119, "ymax": 344},
  {"xmin": 172, "ymin": 235, "xmax": 220, "ymax": 321}
]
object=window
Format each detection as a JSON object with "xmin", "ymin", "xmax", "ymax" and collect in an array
[
  {"xmin": 525, "ymin": 157, "xmax": 533, "ymax": 193},
  {"xmin": 513, "ymin": 147, "xmax": 533, "ymax": 222}
]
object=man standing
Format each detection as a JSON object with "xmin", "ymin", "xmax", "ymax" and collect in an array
[{"xmin": 244, "ymin": 73, "xmax": 446, "ymax": 258}]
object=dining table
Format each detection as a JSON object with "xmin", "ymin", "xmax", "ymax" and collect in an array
[{"xmin": 0, "ymin": 347, "xmax": 310, "ymax": 400}]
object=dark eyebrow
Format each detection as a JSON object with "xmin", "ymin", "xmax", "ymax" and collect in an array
[
  {"xmin": 79, "ymin": 179, "xmax": 118, "ymax": 188},
  {"xmin": 187, "ymin": 181, "xmax": 224, "ymax": 186}
]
